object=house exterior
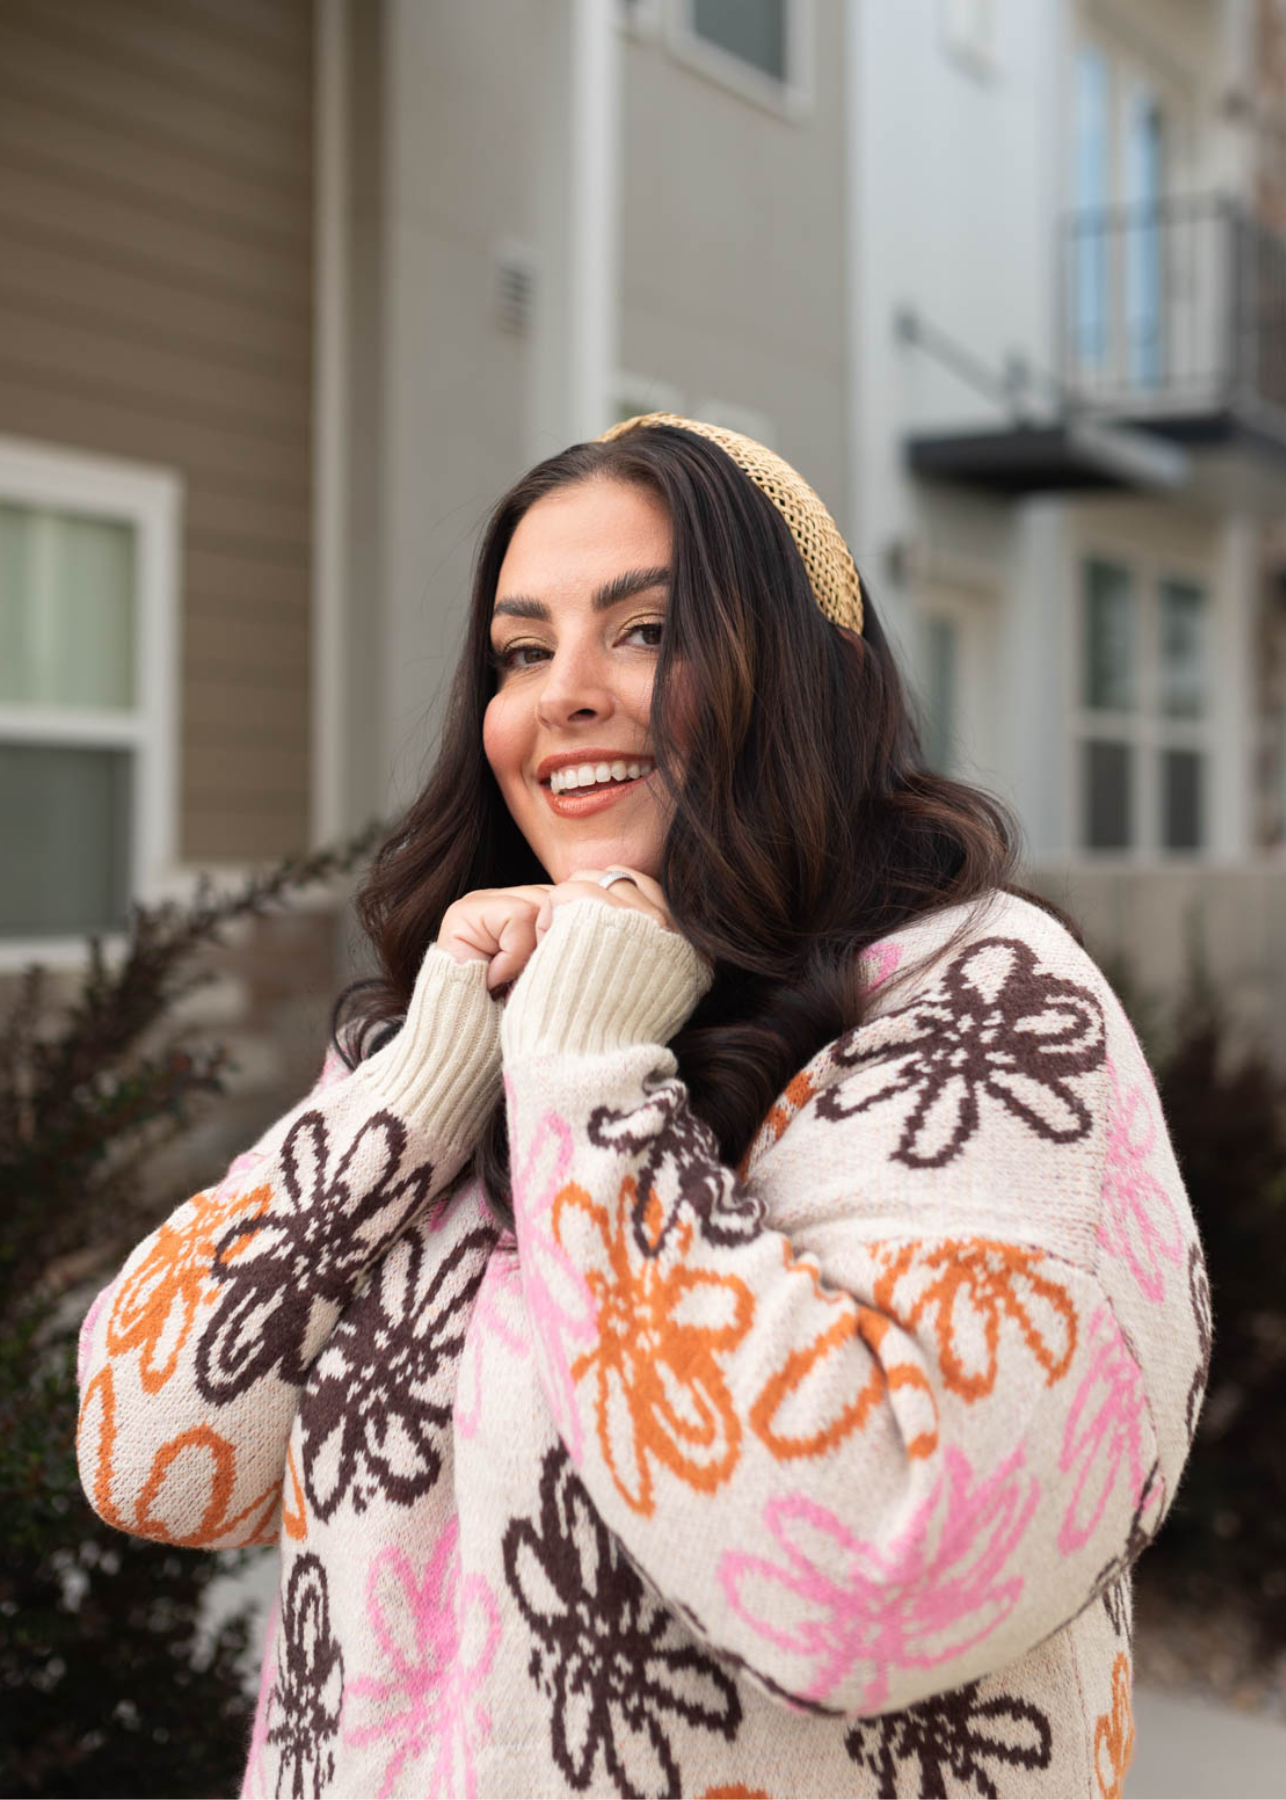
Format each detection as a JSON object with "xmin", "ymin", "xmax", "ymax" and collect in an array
[
  {"xmin": 851, "ymin": 0, "xmax": 1286, "ymax": 1063},
  {"xmin": 1, "ymin": 0, "xmax": 1283, "ymax": 1127}
]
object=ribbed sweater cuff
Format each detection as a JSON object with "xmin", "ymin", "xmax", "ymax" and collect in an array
[
  {"xmin": 354, "ymin": 946, "xmax": 501, "ymax": 1147},
  {"xmin": 500, "ymin": 897, "xmax": 714, "ymax": 1061}
]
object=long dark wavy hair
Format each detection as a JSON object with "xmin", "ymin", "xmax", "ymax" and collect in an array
[{"xmin": 334, "ymin": 424, "xmax": 1078, "ymax": 1227}]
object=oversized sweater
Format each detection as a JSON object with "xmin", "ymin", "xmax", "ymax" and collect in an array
[{"xmin": 77, "ymin": 888, "xmax": 1208, "ymax": 1800}]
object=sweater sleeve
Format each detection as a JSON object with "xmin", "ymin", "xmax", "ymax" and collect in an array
[
  {"xmin": 77, "ymin": 945, "xmax": 501, "ymax": 1550},
  {"xmin": 498, "ymin": 898, "xmax": 1207, "ymax": 1717}
]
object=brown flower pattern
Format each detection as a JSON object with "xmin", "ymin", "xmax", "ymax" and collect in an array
[
  {"xmin": 299, "ymin": 1221, "xmax": 495, "ymax": 1520},
  {"xmin": 267, "ymin": 1552, "xmax": 345, "ymax": 1799},
  {"xmin": 843, "ymin": 1677, "xmax": 1054, "ymax": 1798},
  {"xmin": 503, "ymin": 1446, "xmax": 742, "ymax": 1797},
  {"xmin": 196, "ymin": 1108, "xmax": 437, "ymax": 1405},
  {"xmin": 818, "ymin": 936, "xmax": 1106, "ymax": 1169},
  {"xmin": 588, "ymin": 1072, "xmax": 765, "ymax": 1258},
  {"xmin": 1185, "ymin": 1241, "xmax": 1212, "ymax": 1445}
]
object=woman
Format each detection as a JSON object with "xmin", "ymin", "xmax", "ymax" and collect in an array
[{"xmin": 78, "ymin": 415, "xmax": 1207, "ymax": 1799}]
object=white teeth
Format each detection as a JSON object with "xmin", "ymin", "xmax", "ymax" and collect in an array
[{"xmin": 549, "ymin": 759, "xmax": 654, "ymax": 793}]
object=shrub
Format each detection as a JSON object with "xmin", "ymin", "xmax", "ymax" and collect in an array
[{"xmin": 0, "ymin": 827, "xmax": 380, "ymax": 1798}]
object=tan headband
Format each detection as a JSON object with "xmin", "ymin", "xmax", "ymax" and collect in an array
[{"xmin": 597, "ymin": 412, "xmax": 864, "ymax": 637}]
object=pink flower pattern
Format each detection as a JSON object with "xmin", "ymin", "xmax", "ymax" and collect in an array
[
  {"xmin": 343, "ymin": 1518, "xmax": 500, "ymax": 1799},
  {"xmin": 1058, "ymin": 1305, "xmax": 1152, "ymax": 1554},
  {"xmin": 453, "ymin": 1241, "xmax": 530, "ymax": 1440},
  {"xmin": 507, "ymin": 1090, "xmax": 597, "ymax": 1465},
  {"xmin": 239, "ymin": 1596, "xmax": 279, "ymax": 1799},
  {"xmin": 1097, "ymin": 1057, "xmax": 1184, "ymax": 1302},
  {"xmin": 719, "ymin": 1446, "xmax": 1040, "ymax": 1710}
]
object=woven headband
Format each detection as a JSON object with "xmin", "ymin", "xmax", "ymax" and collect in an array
[{"xmin": 597, "ymin": 411, "xmax": 864, "ymax": 637}]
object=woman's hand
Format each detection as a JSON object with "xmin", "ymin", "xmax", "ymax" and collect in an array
[
  {"xmin": 533, "ymin": 867, "xmax": 675, "ymax": 942},
  {"xmin": 437, "ymin": 885, "xmax": 554, "ymax": 991},
  {"xmin": 438, "ymin": 870, "xmax": 675, "ymax": 994}
]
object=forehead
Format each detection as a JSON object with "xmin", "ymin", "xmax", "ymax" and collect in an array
[{"xmin": 495, "ymin": 478, "xmax": 672, "ymax": 603}]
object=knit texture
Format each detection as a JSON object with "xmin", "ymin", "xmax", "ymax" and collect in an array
[{"xmin": 76, "ymin": 891, "xmax": 1206, "ymax": 1798}]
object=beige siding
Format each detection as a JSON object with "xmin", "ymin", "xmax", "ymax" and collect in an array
[{"xmin": 0, "ymin": 0, "xmax": 313, "ymax": 863}]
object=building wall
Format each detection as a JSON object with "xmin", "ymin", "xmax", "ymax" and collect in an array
[
  {"xmin": 349, "ymin": 0, "xmax": 545, "ymax": 817},
  {"xmin": 0, "ymin": 0, "xmax": 314, "ymax": 862},
  {"xmin": 617, "ymin": 3, "xmax": 850, "ymax": 536}
]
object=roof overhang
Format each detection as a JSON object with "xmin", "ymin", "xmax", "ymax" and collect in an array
[{"xmin": 905, "ymin": 417, "xmax": 1190, "ymax": 496}]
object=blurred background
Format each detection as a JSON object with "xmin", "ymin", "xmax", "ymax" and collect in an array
[{"xmin": 1, "ymin": 2, "xmax": 1285, "ymax": 1795}]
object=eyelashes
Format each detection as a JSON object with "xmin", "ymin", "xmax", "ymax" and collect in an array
[{"xmin": 488, "ymin": 620, "xmax": 664, "ymax": 672}]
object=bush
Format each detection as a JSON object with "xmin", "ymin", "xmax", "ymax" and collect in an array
[{"xmin": 0, "ymin": 827, "xmax": 380, "ymax": 1798}]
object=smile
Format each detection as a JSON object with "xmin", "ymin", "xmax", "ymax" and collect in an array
[{"xmin": 540, "ymin": 766, "xmax": 655, "ymax": 817}]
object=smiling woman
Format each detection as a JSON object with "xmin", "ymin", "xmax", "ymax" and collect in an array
[{"xmin": 76, "ymin": 416, "xmax": 1205, "ymax": 1799}]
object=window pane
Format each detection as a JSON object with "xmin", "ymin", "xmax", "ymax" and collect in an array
[
  {"xmin": 1159, "ymin": 577, "xmax": 1207, "ymax": 718},
  {"xmin": 923, "ymin": 616, "xmax": 958, "ymax": 774},
  {"xmin": 1084, "ymin": 739, "xmax": 1132, "ymax": 848},
  {"xmin": 1083, "ymin": 558, "xmax": 1135, "ymax": 710},
  {"xmin": 1162, "ymin": 748, "xmax": 1203, "ymax": 850},
  {"xmin": 0, "ymin": 503, "xmax": 136, "ymax": 709},
  {"xmin": 692, "ymin": 0, "xmax": 787, "ymax": 82},
  {"xmin": 1073, "ymin": 47, "xmax": 1109, "ymax": 364},
  {"xmin": 1125, "ymin": 90, "xmax": 1166, "ymax": 388},
  {"xmin": 0, "ymin": 743, "xmax": 132, "ymax": 935}
]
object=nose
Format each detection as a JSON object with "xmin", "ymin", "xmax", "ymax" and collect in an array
[{"xmin": 534, "ymin": 634, "xmax": 618, "ymax": 728}]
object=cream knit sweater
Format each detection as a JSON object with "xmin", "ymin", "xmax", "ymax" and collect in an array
[{"xmin": 77, "ymin": 889, "xmax": 1207, "ymax": 1799}]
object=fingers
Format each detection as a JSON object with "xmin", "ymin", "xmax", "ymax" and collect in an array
[{"xmin": 485, "ymin": 909, "xmax": 541, "ymax": 990}]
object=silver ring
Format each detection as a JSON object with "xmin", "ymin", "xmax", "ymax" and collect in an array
[{"xmin": 597, "ymin": 868, "xmax": 636, "ymax": 890}]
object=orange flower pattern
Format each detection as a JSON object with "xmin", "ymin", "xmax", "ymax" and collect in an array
[
  {"xmin": 1093, "ymin": 1651, "xmax": 1135, "ymax": 1797},
  {"xmin": 553, "ymin": 1172, "xmax": 754, "ymax": 1515},
  {"xmin": 106, "ymin": 1180, "xmax": 271, "ymax": 1392},
  {"xmin": 749, "ymin": 1241, "xmax": 937, "ymax": 1463},
  {"xmin": 871, "ymin": 1239, "xmax": 1078, "ymax": 1403}
]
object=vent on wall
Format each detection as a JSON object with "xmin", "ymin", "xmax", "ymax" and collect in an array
[{"xmin": 494, "ymin": 241, "xmax": 535, "ymax": 335}]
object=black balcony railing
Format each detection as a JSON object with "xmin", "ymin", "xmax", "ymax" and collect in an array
[{"xmin": 1060, "ymin": 193, "xmax": 1286, "ymax": 426}]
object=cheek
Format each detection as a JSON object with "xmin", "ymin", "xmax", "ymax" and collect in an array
[{"xmin": 482, "ymin": 695, "xmax": 525, "ymax": 793}]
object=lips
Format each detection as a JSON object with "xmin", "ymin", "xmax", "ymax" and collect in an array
[{"xmin": 540, "ymin": 769, "xmax": 654, "ymax": 818}]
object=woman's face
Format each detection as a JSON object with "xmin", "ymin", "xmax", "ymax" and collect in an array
[{"xmin": 483, "ymin": 476, "xmax": 675, "ymax": 885}]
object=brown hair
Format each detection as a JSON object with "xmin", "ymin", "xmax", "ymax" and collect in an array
[{"xmin": 334, "ymin": 424, "xmax": 1079, "ymax": 1227}]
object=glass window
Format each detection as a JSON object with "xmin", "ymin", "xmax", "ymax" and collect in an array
[
  {"xmin": 1074, "ymin": 47, "xmax": 1110, "ymax": 365},
  {"xmin": 1125, "ymin": 89, "xmax": 1166, "ymax": 387},
  {"xmin": 0, "ymin": 503, "xmax": 136, "ymax": 710},
  {"xmin": 0, "ymin": 743, "xmax": 133, "ymax": 934},
  {"xmin": 1083, "ymin": 558, "xmax": 1135, "ymax": 710},
  {"xmin": 1084, "ymin": 740, "xmax": 1133, "ymax": 848},
  {"xmin": 923, "ymin": 616, "xmax": 958, "ymax": 775},
  {"xmin": 1162, "ymin": 748, "xmax": 1202, "ymax": 851},
  {"xmin": 692, "ymin": 0, "xmax": 787, "ymax": 82},
  {"xmin": 1159, "ymin": 577, "xmax": 1206, "ymax": 718}
]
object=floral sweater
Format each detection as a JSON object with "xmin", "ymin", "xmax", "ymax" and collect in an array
[{"xmin": 77, "ymin": 889, "xmax": 1208, "ymax": 1800}]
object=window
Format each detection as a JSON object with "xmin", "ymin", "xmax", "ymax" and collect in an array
[
  {"xmin": 667, "ymin": 0, "xmax": 812, "ymax": 117},
  {"xmin": 1075, "ymin": 554, "xmax": 1211, "ymax": 856},
  {"xmin": 0, "ymin": 438, "xmax": 180, "ymax": 956},
  {"xmin": 1069, "ymin": 33, "xmax": 1186, "ymax": 397}
]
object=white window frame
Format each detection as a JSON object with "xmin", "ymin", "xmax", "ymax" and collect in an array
[
  {"xmin": 0, "ymin": 435, "xmax": 181, "ymax": 967},
  {"xmin": 1068, "ymin": 541, "xmax": 1216, "ymax": 863},
  {"xmin": 665, "ymin": 0, "xmax": 814, "ymax": 121}
]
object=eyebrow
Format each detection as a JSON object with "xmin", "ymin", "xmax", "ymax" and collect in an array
[{"xmin": 491, "ymin": 564, "xmax": 671, "ymax": 624}]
